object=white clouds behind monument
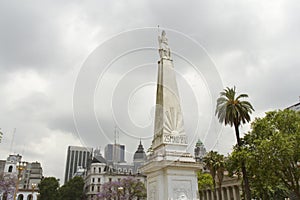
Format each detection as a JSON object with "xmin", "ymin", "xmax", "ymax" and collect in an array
[{"xmin": 74, "ymin": 28, "xmax": 222, "ymax": 158}]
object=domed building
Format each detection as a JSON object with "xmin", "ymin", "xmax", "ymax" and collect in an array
[
  {"xmin": 133, "ymin": 140, "xmax": 147, "ymax": 173},
  {"xmin": 84, "ymin": 142, "xmax": 147, "ymax": 200}
]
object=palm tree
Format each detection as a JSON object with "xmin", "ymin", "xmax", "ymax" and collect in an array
[
  {"xmin": 203, "ymin": 151, "xmax": 225, "ymax": 200},
  {"xmin": 215, "ymin": 86, "xmax": 254, "ymax": 200}
]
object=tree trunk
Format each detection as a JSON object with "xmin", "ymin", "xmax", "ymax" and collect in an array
[
  {"xmin": 218, "ymin": 186, "xmax": 222, "ymax": 200},
  {"xmin": 234, "ymin": 123, "xmax": 252, "ymax": 200},
  {"xmin": 213, "ymin": 179, "xmax": 217, "ymax": 200}
]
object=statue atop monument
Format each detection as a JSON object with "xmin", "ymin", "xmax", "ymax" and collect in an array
[{"xmin": 158, "ymin": 30, "xmax": 171, "ymax": 59}]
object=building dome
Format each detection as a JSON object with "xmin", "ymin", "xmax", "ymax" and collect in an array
[
  {"xmin": 133, "ymin": 141, "xmax": 146, "ymax": 161},
  {"xmin": 195, "ymin": 139, "xmax": 203, "ymax": 147}
]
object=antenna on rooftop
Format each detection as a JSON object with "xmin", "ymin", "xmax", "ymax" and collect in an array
[
  {"xmin": 114, "ymin": 126, "xmax": 119, "ymax": 144},
  {"xmin": 10, "ymin": 128, "xmax": 16, "ymax": 153},
  {"xmin": 158, "ymin": 25, "xmax": 160, "ymax": 35}
]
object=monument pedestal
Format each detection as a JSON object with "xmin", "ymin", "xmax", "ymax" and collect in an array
[{"xmin": 141, "ymin": 150, "xmax": 201, "ymax": 200}]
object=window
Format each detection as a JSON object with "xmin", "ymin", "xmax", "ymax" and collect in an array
[
  {"xmin": 109, "ymin": 178, "xmax": 112, "ymax": 182},
  {"xmin": 99, "ymin": 167, "xmax": 101, "ymax": 173},
  {"xmin": 8, "ymin": 165, "xmax": 13, "ymax": 172},
  {"xmin": 91, "ymin": 186, "xmax": 94, "ymax": 192},
  {"xmin": 98, "ymin": 178, "xmax": 100, "ymax": 183},
  {"xmin": 92, "ymin": 178, "xmax": 95, "ymax": 183},
  {"xmin": 97, "ymin": 186, "xmax": 100, "ymax": 192},
  {"xmin": 27, "ymin": 194, "xmax": 33, "ymax": 200},
  {"xmin": 17, "ymin": 194, "xmax": 24, "ymax": 200},
  {"xmin": 93, "ymin": 167, "xmax": 96, "ymax": 173}
]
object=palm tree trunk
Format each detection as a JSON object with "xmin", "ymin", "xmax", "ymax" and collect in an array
[
  {"xmin": 218, "ymin": 184, "xmax": 222, "ymax": 200},
  {"xmin": 234, "ymin": 123, "xmax": 252, "ymax": 200},
  {"xmin": 212, "ymin": 179, "xmax": 217, "ymax": 200}
]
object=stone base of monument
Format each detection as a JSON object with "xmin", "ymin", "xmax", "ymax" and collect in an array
[{"xmin": 141, "ymin": 148, "xmax": 202, "ymax": 200}]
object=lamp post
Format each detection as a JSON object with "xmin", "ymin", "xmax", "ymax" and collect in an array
[
  {"xmin": 118, "ymin": 186, "xmax": 124, "ymax": 200},
  {"xmin": 31, "ymin": 183, "xmax": 37, "ymax": 200},
  {"xmin": 13, "ymin": 161, "xmax": 26, "ymax": 200}
]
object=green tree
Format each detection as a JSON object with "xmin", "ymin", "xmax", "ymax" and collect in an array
[
  {"xmin": 197, "ymin": 170, "xmax": 213, "ymax": 198},
  {"xmin": 58, "ymin": 176, "xmax": 85, "ymax": 200},
  {"xmin": 240, "ymin": 109, "xmax": 300, "ymax": 199},
  {"xmin": 215, "ymin": 86, "xmax": 254, "ymax": 200},
  {"xmin": 203, "ymin": 151, "xmax": 225, "ymax": 200},
  {"xmin": 38, "ymin": 177, "xmax": 59, "ymax": 200}
]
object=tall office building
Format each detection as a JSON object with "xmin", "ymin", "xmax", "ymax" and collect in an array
[
  {"xmin": 64, "ymin": 146, "xmax": 93, "ymax": 184},
  {"xmin": 104, "ymin": 143, "xmax": 125, "ymax": 163}
]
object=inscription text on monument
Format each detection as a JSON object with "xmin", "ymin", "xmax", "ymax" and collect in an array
[{"xmin": 163, "ymin": 134, "xmax": 187, "ymax": 145}]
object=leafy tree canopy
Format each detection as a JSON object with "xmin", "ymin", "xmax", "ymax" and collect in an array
[
  {"xmin": 197, "ymin": 171, "xmax": 213, "ymax": 191},
  {"xmin": 229, "ymin": 109, "xmax": 300, "ymax": 199},
  {"xmin": 38, "ymin": 177, "xmax": 60, "ymax": 200},
  {"xmin": 58, "ymin": 176, "xmax": 85, "ymax": 200}
]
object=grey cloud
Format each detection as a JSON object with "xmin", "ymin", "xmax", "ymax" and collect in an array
[{"xmin": 0, "ymin": 0, "xmax": 299, "ymax": 183}]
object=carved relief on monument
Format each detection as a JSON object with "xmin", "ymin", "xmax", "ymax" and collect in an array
[
  {"xmin": 162, "ymin": 107, "xmax": 187, "ymax": 145},
  {"xmin": 172, "ymin": 180, "xmax": 192, "ymax": 200},
  {"xmin": 164, "ymin": 107, "xmax": 184, "ymax": 134},
  {"xmin": 148, "ymin": 181, "xmax": 157, "ymax": 200}
]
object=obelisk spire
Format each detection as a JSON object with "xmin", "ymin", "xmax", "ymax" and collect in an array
[{"xmin": 152, "ymin": 30, "xmax": 187, "ymax": 150}]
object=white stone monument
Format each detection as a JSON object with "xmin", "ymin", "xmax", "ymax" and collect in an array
[{"xmin": 141, "ymin": 30, "xmax": 201, "ymax": 200}]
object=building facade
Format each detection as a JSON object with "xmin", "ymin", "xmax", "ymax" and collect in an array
[
  {"xmin": 199, "ymin": 174, "xmax": 242, "ymax": 200},
  {"xmin": 84, "ymin": 142, "xmax": 147, "ymax": 200},
  {"xmin": 64, "ymin": 146, "xmax": 93, "ymax": 184},
  {"xmin": 0, "ymin": 154, "xmax": 42, "ymax": 200}
]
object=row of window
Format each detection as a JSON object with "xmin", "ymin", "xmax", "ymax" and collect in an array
[
  {"xmin": 90, "ymin": 185, "xmax": 101, "ymax": 192},
  {"xmin": 92, "ymin": 166, "xmax": 138, "ymax": 174},
  {"xmin": 93, "ymin": 167, "xmax": 102, "ymax": 173},
  {"xmin": 91, "ymin": 177, "xmax": 101, "ymax": 183}
]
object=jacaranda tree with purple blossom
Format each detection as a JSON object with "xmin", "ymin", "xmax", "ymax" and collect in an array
[
  {"xmin": 0, "ymin": 173, "xmax": 17, "ymax": 199},
  {"xmin": 97, "ymin": 177, "xmax": 146, "ymax": 200}
]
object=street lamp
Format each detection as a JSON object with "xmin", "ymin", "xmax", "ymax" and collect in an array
[
  {"xmin": 31, "ymin": 183, "xmax": 37, "ymax": 200},
  {"xmin": 118, "ymin": 186, "xmax": 124, "ymax": 200},
  {"xmin": 13, "ymin": 161, "xmax": 26, "ymax": 200}
]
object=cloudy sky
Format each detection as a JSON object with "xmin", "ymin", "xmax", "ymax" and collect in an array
[{"xmin": 0, "ymin": 1, "xmax": 299, "ymax": 183}]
